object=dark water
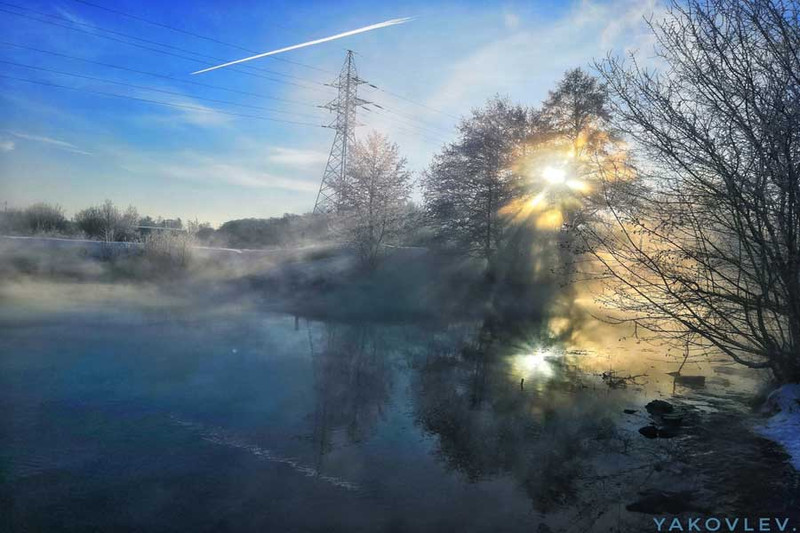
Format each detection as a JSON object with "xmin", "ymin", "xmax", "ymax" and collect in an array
[{"xmin": 1, "ymin": 288, "xmax": 798, "ymax": 532}]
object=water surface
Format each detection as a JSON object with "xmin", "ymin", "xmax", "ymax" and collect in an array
[{"xmin": 1, "ymin": 283, "xmax": 796, "ymax": 532}]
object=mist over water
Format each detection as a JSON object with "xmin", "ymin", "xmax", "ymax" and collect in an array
[{"xmin": 1, "ymin": 264, "xmax": 794, "ymax": 532}]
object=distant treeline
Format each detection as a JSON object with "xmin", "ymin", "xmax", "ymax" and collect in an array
[
  {"xmin": 213, "ymin": 215, "xmax": 329, "ymax": 249},
  {"xmin": 0, "ymin": 200, "xmax": 427, "ymax": 250},
  {"xmin": 0, "ymin": 200, "xmax": 189, "ymax": 242}
]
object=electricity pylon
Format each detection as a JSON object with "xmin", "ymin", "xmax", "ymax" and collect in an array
[{"xmin": 313, "ymin": 50, "xmax": 369, "ymax": 214}]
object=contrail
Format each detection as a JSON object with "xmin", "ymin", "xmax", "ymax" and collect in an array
[{"xmin": 192, "ymin": 17, "xmax": 412, "ymax": 75}]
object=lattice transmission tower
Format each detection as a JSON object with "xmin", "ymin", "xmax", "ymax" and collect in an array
[{"xmin": 313, "ymin": 50, "xmax": 370, "ymax": 214}]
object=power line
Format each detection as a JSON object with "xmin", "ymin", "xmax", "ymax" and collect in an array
[
  {"xmin": 360, "ymin": 107, "xmax": 448, "ymax": 145},
  {"xmin": 0, "ymin": 40, "xmax": 317, "ymax": 108},
  {"xmin": 0, "ymin": 1, "xmax": 327, "ymax": 87},
  {"xmin": 1, "ymin": 4, "xmax": 452, "ymax": 156},
  {"xmin": 5, "ymin": 1, "xmax": 457, "ymax": 130},
  {"xmin": 363, "ymin": 83, "xmax": 460, "ymax": 121},
  {"xmin": 0, "ymin": 7, "xmax": 333, "ymax": 93},
  {"xmin": 0, "ymin": 73, "xmax": 325, "ymax": 127},
  {"xmin": 0, "ymin": 6, "xmax": 330, "ymax": 92},
  {"xmin": 361, "ymin": 107, "xmax": 448, "ymax": 144},
  {"xmin": 0, "ymin": 59, "xmax": 325, "ymax": 121},
  {"xmin": 374, "ymin": 103, "xmax": 452, "ymax": 135},
  {"xmin": 4, "ymin": 2, "xmax": 457, "ymax": 132},
  {"xmin": 366, "ymin": 102, "xmax": 452, "ymax": 137},
  {"xmin": 66, "ymin": 0, "xmax": 334, "ymax": 74}
]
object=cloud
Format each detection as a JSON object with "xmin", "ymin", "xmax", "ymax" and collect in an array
[
  {"xmin": 503, "ymin": 11, "xmax": 521, "ymax": 30},
  {"xmin": 427, "ymin": 0, "xmax": 660, "ymax": 113},
  {"xmin": 0, "ymin": 140, "xmax": 14, "ymax": 152},
  {"xmin": 267, "ymin": 147, "xmax": 329, "ymax": 168},
  {"xmin": 134, "ymin": 100, "xmax": 232, "ymax": 127},
  {"xmin": 169, "ymin": 100, "xmax": 233, "ymax": 126},
  {"xmin": 158, "ymin": 152, "xmax": 319, "ymax": 193},
  {"xmin": 8, "ymin": 131, "xmax": 92, "ymax": 155},
  {"xmin": 53, "ymin": 6, "xmax": 93, "ymax": 26},
  {"xmin": 123, "ymin": 86, "xmax": 235, "ymax": 128}
]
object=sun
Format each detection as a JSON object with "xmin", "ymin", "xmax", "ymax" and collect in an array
[
  {"xmin": 542, "ymin": 166, "xmax": 567, "ymax": 185},
  {"xmin": 498, "ymin": 159, "xmax": 588, "ymax": 230}
]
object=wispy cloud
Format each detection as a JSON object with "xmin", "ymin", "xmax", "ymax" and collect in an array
[
  {"xmin": 427, "ymin": 0, "xmax": 659, "ymax": 114},
  {"xmin": 159, "ymin": 152, "xmax": 318, "ymax": 193},
  {"xmin": 130, "ymin": 89, "xmax": 235, "ymax": 127},
  {"xmin": 9, "ymin": 131, "xmax": 92, "ymax": 156},
  {"xmin": 267, "ymin": 147, "xmax": 328, "ymax": 168},
  {"xmin": 0, "ymin": 140, "xmax": 15, "ymax": 152},
  {"xmin": 53, "ymin": 6, "xmax": 93, "ymax": 26},
  {"xmin": 503, "ymin": 10, "xmax": 521, "ymax": 30},
  {"xmin": 170, "ymin": 101, "xmax": 233, "ymax": 126}
]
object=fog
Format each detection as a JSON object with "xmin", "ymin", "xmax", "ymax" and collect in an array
[{"xmin": 2, "ymin": 230, "xmax": 794, "ymax": 532}]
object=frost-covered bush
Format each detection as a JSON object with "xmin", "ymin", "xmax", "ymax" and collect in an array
[
  {"xmin": 75, "ymin": 200, "xmax": 139, "ymax": 242},
  {"xmin": 142, "ymin": 229, "xmax": 195, "ymax": 271}
]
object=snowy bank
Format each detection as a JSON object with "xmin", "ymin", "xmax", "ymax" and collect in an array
[{"xmin": 757, "ymin": 384, "xmax": 800, "ymax": 469}]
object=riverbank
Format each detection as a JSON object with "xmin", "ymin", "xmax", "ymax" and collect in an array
[{"xmin": 757, "ymin": 385, "xmax": 800, "ymax": 470}]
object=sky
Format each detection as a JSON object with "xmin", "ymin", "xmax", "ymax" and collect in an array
[{"xmin": 0, "ymin": 0, "xmax": 658, "ymax": 226}]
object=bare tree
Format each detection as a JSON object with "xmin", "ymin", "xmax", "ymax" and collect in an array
[
  {"xmin": 583, "ymin": 0, "xmax": 800, "ymax": 382},
  {"xmin": 75, "ymin": 200, "xmax": 139, "ymax": 242},
  {"xmin": 423, "ymin": 96, "xmax": 530, "ymax": 260},
  {"xmin": 337, "ymin": 131, "xmax": 412, "ymax": 269}
]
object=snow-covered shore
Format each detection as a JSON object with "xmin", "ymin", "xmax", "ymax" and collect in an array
[{"xmin": 756, "ymin": 384, "xmax": 800, "ymax": 469}]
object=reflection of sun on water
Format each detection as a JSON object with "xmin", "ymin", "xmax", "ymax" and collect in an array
[{"xmin": 511, "ymin": 348, "xmax": 556, "ymax": 380}]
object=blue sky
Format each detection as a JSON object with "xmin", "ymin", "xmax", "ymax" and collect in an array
[{"xmin": 0, "ymin": 0, "xmax": 657, "ymax": 225}]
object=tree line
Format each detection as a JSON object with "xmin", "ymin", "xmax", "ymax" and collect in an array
[
  {"xmin": 335, "ymin": 0, "xmax": 800, "ymax": 383},
  {"xmin": 0, "ymin": 200, "xmax": 191, "ymax": 242}
]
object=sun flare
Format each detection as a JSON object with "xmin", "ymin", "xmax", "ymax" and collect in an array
[{"xmin": 542, "ymin": 166, "xmax": 567, "ymax": 185}]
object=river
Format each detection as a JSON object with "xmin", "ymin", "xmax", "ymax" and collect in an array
[{"xmin": 1, "ymin": 280, "xmax": 797, "ymax": 532}]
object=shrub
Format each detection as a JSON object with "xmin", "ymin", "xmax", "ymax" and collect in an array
[
  {"xmin": 0, "ymin": 203, "xmax": 70, "ymax": 235},
  {"xmin": 142, "ymin": 229, "xmax": 195, "ymax": 271},
  {"xmin": 0, "ymin": 208, "xmax": 25, "ymax": 234},
  {"xmin": 216, "ymin": 213, "xmax": 331, "ymax": 249},
  {"xmin": 23, "ymin": 203, "xmax": 69, "ymax": 234},
  {"xmin": 75, "ymin": 200, "xmax": 139, "ymax": 242}
]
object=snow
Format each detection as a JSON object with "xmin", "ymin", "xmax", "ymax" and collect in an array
[{"xmin": 756, "ymin": 384, "xmax": 800, "ymax": 469}]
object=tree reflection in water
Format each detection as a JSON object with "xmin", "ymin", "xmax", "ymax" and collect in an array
[
  {"xmin": 299, "ymin": 311, "xmax": 796, "ymax": 531},
  {"xmin": 412, "ymin": 315, "xmax": 637, "ymax": 523},
  {"xmin": 309, "ymin": 323, "xmax": 392, "ymax": 473}
]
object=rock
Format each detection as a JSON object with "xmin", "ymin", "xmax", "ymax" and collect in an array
[
  {"xmin": 638, "ymin": 424, "xmax": 679, "ymax": 439},
  {"xmin": 645, "ymin": 399, "xmax": 674, "ymax": 415},
  {"xmin": 638, "ymin": 425, "xmax": 659, "ymax": 439},
  {"xmin": 626, "ymin": 490, "xmax": 708, "ymax": 514},
  {"xmin": 658, "ymin": 426, "xmax": 680, "ymax": 438},
  {"xmin": 675, "ymin": 375, "xmax": 706, "ymax": 388},
  {"xmin": 660, "ymin": 413, "xmax": 684, "ymax": 427},
  {"xmin": 623, "ymin": 409, "xmax": 637, "ymax": 414}
]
